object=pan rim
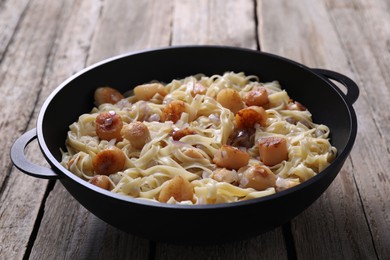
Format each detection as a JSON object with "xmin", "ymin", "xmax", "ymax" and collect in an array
[{"xmin": 36, "ymin": 45, "xmax": 358, "ymax": 210}]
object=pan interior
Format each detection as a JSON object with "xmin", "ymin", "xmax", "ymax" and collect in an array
[{"xmin": 40, "ymin": 47, "xmax": 353, "ymax": 170}]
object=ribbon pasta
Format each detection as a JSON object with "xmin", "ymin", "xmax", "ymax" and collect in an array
[{"xmin": 61, "ymin": 72, "xmax": 336, "ymax": 205}]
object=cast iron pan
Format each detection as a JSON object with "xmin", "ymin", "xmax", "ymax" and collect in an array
[{"xmin": 11, "ymin": 46, "xmax": 358, "ymax": 244}]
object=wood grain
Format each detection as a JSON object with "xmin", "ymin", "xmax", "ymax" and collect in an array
[
  {"xmin": 88, "ymin": 0, "xmax": 173, "ymax": 65},
  {"xmin": 1, "ymin": 0, "xmax": 388, "ymax": 259},
  {"xmin": 324, "ymin": 0, "xmax": 390, "ymax": 258},
  {"xmin": 259, "ymin": 0, "xmax": 388, "ymax": 258},
  {"xmin": 29, "ymin": 183, "xmax": 150, "ymax": 260},
  {"xmin": 172, "ymin": 0, "xmax": 257, "ymax": 49},
  {"xmin": 27, "ymin": 0, "xmax": 172, "ymax": 259},
  {"xmin": 0, "ymin": 0, "xmax": 62, "ymax": 188},
  {"xmin": 155, "ymin": 230, "xmax": 288, "ymax": 260},
  {"xmin": 1, "ymin": 0, "xmax": 103, "ymax": 259},
  {"xmin": 0, "ymin": 0, "xmax": 77, "ymax": 258},
  {"xmin": 0, "ymin": 0, "xmax": 30, "ymax": 59},
  {"xmin": 156, "ymin": 230, "xmax": 287, "ymax": 260}
]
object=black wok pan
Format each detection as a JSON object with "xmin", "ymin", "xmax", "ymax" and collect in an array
[{"xmin": 10, "ymin": 46, "xmax": 358, "ymax": 244}]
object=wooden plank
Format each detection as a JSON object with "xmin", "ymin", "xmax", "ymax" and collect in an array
[
  {"xmin": 0, "ymin": 0, "xmax": 105, "ymax": 259},
  {"xmin": 0, "ymin": 7, "xmax": 36, "ymax": 257},
  {"xmin": 0, "ymin": 0, "xmax": 76, "ymax": 258},
  {"xmin": 0, "ymin": 0, "xmax": 30, "ymax": 59},
  {"xmin": 171, "ymin": 0, "xmax": 257, "ymax": 49},
  {"xmin": 0, "ymin": 159, "xmax": 49, "ymax": 260},
  {"xmin": 155, "ymin": 230, "xmax": 288, "ymax": 260},
  {"xmin": 258, "ymin": 0, "xmax": 383, "ymax": 259},
  {"xmin": 0, "ymin": 0, "xmax": 58, "ymax": 189},
  {"xmin": 323, "ymin": 0, "xmax": 390, "ymax": 258},
  {"xmin": 156, "ymin": 1, "xmax": 288, "ymax": 259},
  {"xmin": 2, "ymin": 0, "xmax": 387, "ymax": 260},
  {"xmin": 27, "ymin": 0, "xmax": 173, "ymax": 259},
  {"xmin": 88, "ymin": 0, "xmax": 173, "ymax": 65},
  {"xmin": 29, "ymin": 182, "xmax": 150, "ymax": 260}
]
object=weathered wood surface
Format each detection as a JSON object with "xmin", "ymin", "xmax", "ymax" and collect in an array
[
  {"xmin": 0, "ymin": 0, "xmax": 388, "ymax": 259},
  {"xmin": 260, "ymin": 1, "xmax": 390, "ymax": 259},
  {"xmin": 259, "ymin": 1, "xmax": 385, "ymax": 259}
]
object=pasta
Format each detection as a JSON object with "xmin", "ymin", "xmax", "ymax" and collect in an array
[{"xmin": 61, "ymin": 72, "xmax": 337, "ymax": 205}]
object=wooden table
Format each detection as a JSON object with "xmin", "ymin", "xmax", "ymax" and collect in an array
[{"xmin": 1, "ymin": 0, "xmax": 389, "ymax": 259}]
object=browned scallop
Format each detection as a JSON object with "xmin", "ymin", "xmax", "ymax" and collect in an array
[
  {"xmin": 95, "ymin": 111, "xmax": 123, "ymax": 141},
  {"xmin": 121, "ymin": 121, "xmax": 151, "ymax": 149},
  {"xmin": 171, "ymin": 127, "xmax": 195, "ymax": 141},
  {"xmin": 235, "ymin": 106, "xmax": 268, "ymax": 129},
  {"xmin": 161, "ymin": 100, "xmax": 186, "ymax": 123},
  {"xmin": 243, "ymin": 87, "xmax": 269, "ymax": 107},
  {"xmin": 238, "ymin": 165, "xmax": 277, "ymax": 191},
  {"xmin": 92, "ymin": 146, "xmax": 126, "ymax": 175},
  {"xmin": 89, "ymin": 175, "xmax": 111, "ymax": 190},
  {"xmin": 133, "ymin": 83, "xmax": 167, "ymax": 101},
  {"xmin": 158, "ymin": 175, "xmax": 194, "ymax": 203},
  {"xmin": 216, "ymin": 88, "xmax": 244, "ymax": 114},
  {"xmin": 258, "ymin": 137, "xmax": 288, "ymax": 166},
  {"xmin": 213, "ymin": 145, "xmax": 250, "ymax": 170},
  {"xmin": 94, "ymin": 87, "xmax": 124, "ymax": 106}
]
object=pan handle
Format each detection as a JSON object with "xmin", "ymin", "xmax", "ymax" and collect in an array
[
  {"xmin": 312, "ymin": 69, "xmax": 359, "ymax": 105},
  {"xmin": 10, "ymin": 128, "xmax": 58, "ymax": 179}
]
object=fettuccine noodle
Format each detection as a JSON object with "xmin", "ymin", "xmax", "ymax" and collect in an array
[{"xmin": 61, "ymin": 72, "xmax": 336, "ymax": 205}]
